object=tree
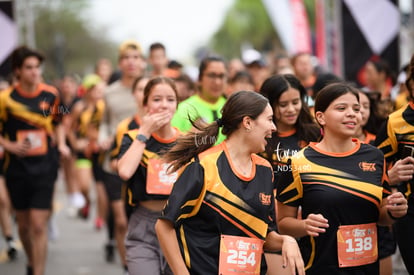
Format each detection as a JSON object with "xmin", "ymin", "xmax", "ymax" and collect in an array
[
  {"xmin": 16, "ymin": 0, "xmax": 117, "ymax": 82},
  {"xmin": 209, "ymin": 0, "xmax": 282, "ymax": 59}
]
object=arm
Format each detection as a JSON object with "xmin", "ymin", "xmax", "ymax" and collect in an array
[
  {"xmin": 55, "ymin": 123, "xmax": 70, "ymax": 158},
  {"xmin": 0, "ymin": 135, "xmax": 30, "ymax": 157},
  {"xmin": 155, "ymin": 219, "xmax": 190, "ymax": 275},
  {"xmin": 277, "ymin": 201, "xmax": 329, "ymax": 238},
  {"xmin": 117, "ymin": 111, "xmax": 174, "ymax": 180},
  {"xmin": 117, "ymin": 132, "xmax": 146, "ymax": 181},
  {"xmin": 264, "ymin": 231, "xmax": 305, "ymax": 275}
]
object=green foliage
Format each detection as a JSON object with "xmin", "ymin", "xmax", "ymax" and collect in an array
[
  {"xmin": 19, "ymin": 0, "xmax": 117, "ymax": 82},
  {"xmin": 209, "ymin": 0, "xmax": 281, "ymax": 59}
]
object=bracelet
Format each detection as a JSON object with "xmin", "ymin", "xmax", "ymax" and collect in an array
[{"xmin": 387, "ymin": 210, "xmax": 399, "ymax": 220}]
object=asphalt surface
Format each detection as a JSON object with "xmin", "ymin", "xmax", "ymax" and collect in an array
[{"xmin": 0, "ymin": 172, "xmax": 124, "ymax": 275}]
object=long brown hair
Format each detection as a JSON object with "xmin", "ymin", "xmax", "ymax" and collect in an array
[{"xmin": 164, "ymin": 91, "xmax": 269, "ymax": 172}]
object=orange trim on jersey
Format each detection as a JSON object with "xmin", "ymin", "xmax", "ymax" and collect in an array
[
  {"xmin": 222, "ymin": 141, "xmax": 256, "ymax": 181},
  {"xmin": 152, "ymin": 127, "xmax": 180, "ymax": 143},
  {"xmin": 363, "ymin": 131, "xmax": 376, "ymax": 144},
  {"xmin": 303, "ymin": 181, "xmax": 381, "ymax": 208},
  {"xmin": 198, "ymin": 142, "xmax": 224, "ymax": 159},
  {"xmin": 15, "ymin": 83, "xmax": 57, "ymax": 98},
  {"xmin": 309, "ymin": 138, "xmax": 361, "ymax": 157},
  {"xmin": 409, "ymin": 101, "xmax": 414, "ymax": 110},
  {"xmin": 277, "ymin": 128, "xmax": 296, "ymax": 138},
  {"xmin": 399, "ymin": 141, "xmax": 414, "ymax": 145},
  {"xmin": 203, "ymin": 201, "xmax": 258, "ymax": 239}
]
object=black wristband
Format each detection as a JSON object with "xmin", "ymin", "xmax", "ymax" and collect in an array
[{"xmin": 387, "ymin": 210, "xmax": 399, "ymax": 220}]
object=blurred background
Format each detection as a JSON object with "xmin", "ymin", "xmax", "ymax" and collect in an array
[{"xmin": 0, "ymin": 0, "xmax": 413, "ymax": 88}]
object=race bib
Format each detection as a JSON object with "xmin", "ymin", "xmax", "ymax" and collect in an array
[
  {"xmin": 146, "ymin": 158, "xmax": 177, "ymax": 195},
  {"xmin": 16, "ymin": 129, "xmax": 47, "ymax": 156},
  {"xmin": 219, "ymin": 234, "xmax": 264, "ymax": 275},
  {"xmin": 337, "ymin": 223, "xmax": 378, "ymax": 267}
]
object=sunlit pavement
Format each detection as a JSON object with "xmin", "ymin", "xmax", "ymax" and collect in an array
[{"xmin": 0, "ymin": 172, "xmax": 123, "ymax": 275}]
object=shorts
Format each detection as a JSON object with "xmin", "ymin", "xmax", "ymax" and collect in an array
[
  {"xmin": 91, "ymin": 153, "xmax": 105, "ymax": 182},
  {"xmin": 378, "ymin": 225, "xmax": 396, "ymax": 259},
  {"xmin": 125, "ymin": 205, "xmax": 172, "ymax": 275},
  {"xmin": 103, "ymin": 171, "xmax": 124, "ymax": 201},
  {"xmin": 75, "ymin": 158, "xmax": 92, "ymax": 169},
  {"xmin": 6, "ymin": 172, "xmax": 57, "ymax": 210}
]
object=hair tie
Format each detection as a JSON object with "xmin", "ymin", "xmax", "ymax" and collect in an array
[{"xmin": 216, "ymin": 118, "xmax": 223, "ymax": 127}]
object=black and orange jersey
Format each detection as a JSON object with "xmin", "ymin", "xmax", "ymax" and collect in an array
[
  {"xmin": 261, "ymin": 129, "xmax": 309, "ymax": 169},
  {"xmin": 110, "ymin": 114, "xmax": 141, "ymax": 160},
  {"xmin": 0, "ymin": 83, "xmax": 62, "ymax": 176},
  {"xmin": 161, "ymin": 142, "xmax": 276, "ymax": 275},
  {"xmin": 276, "ymin": 139, "xmax": 389, "ymax": 274},
  {"xmin": 119, "ymin": 128, "xmax": 179, "ymax": 206},
  {"xmin": 76, "ymin": 99, "xmax": 105, "ymax": 138},
  {"xmin": 375, "ymin": 102, "xmax": 414, "ymax": 199},
  {"xmin": 364, "ymin": 130, "xmax": 376, "ymax": 145}
]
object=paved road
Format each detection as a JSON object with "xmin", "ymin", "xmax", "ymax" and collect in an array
[{"xmin": 0, "ymin": 173, "xmax": 124, "ymax": 275}]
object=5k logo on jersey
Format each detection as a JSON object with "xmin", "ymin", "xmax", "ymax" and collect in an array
[
  {"xmin": 259, "ymin": 193, "xmax": 271, "ymax": 205},
  {"xmin": 359, "ymin": 162, "xmax": 376, "ymax": 172}
]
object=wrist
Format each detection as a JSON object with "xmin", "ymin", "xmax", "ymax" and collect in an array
[
  {"xmin": 387, "ymin": 210, "xmax": 399, "ymax": 220},
  {"xmin": 282, "ymin": 235, "xmax": 297, "ymax": 244},
  {"xmin": 135, "ymin": 133, "xmax": 149, "ymax": 144}
]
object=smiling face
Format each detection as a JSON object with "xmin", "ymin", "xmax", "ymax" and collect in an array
[
  {"xmin": 274, "ymin": 87, "xmax": 302, "ymax": 132},
  {"xmin": 144, "ymin": 82, "xmax": 177, "ymax": 118},
  {"xmin": 316, "ymin": 92, "xmax": 361, "ymax": 139},
  {"xmin": 248, "ymin": 103, "xmax": 277, "ymax": 153}
]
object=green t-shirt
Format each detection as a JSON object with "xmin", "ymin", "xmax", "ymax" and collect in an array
[{"xmin": 172, "ymin": 94, "xmax": 226, "ymax": 144}]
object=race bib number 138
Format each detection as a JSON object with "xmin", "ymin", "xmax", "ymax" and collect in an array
[{"xmin": 337, "ymin": 223, "xmax": 378, "ymax": 267}]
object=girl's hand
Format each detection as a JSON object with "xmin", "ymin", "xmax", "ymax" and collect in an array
[
  {"xmin": 386, "ymin": 192, "xmax": 408, "ymax": 219},
  {"xmin": 304, "ymin": 213, "xmax": 329, "ymax": 237},
  {"xmin": 281, "ymin": 236, "xmax": 305, "ymax": 275},
  {"xmin": 139, "ymin": 110, "xmax": 172, "ymax": 137}
]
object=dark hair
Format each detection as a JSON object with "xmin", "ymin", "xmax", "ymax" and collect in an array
[
  {"xmin": 314, "ymin": 82, "xmax": 360, "ymax": 118},
  {"xmin": 198, "ymin": 56, "xmax": 226, "ymax": 81},
  {"xmin": 406, "ymin": 54, "xmax": 414, "ymax": 96},
  {"xmin": 229, "ymin": 70, "xmax": 254, "ymax": 86},
  {"xmin": 11, "ymin": 45, "xmax": 44, "ymax": 71},
  {"xmin": 149, "ymin": 42, "xmax": 166, "ymax": 52},
  {"xmin": 358, "ymin": 90, "xmax": 385, "ymax": 135},
  {"xmin": 164, "ymin": 91, "xmax": 269, "ymax": 172},
  {"xmin": 312, "ymin": 72, "xmax": 342, "ymax": 99},
  {"xmin": 366, "ymin": 59, "xmax": 396, "ymax": 86},
  {"xmin": 143, "ymin": 76, "xmax": 178, "ymax": 106},
  {"xmin": 260, "ymin": 74, "xmax": 320, "ymax": 156},
  {"xmin": 131, "ymin": 76, "xmax": 149, "ymax": 93},
  {"xmin": 174, "ymin": 73, "xmax": 195, "ymax": 90}
]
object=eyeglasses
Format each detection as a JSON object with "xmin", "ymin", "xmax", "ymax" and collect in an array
[{"xmin": 204, "ymin": 73, "xmax": 227, "ymax": 80}]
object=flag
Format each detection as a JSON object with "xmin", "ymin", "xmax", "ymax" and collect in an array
[
  {"xmin": 0, "ymin": 0, "xmax": 17, "ymax": 77},
  {"xmin": 262, "ymin": 0, "xmax": 312, "ymax": 55},
  {"xmin": 341, "ymin": 0, "xmax": 400, "ymax": 85}
]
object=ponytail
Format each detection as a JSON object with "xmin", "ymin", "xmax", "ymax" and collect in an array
[{"xmin": 164, "ymin": 118, "xmax": 221, "ymax": 172}]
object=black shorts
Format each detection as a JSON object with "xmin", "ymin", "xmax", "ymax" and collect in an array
[
  {"xmin": 378, "ymin": 225, "xmax": 396, "ymax": 259},
  {"xmin": 91, "ymin": 153, "xmax": 105, "ymax": 182},
  {"xmin": 6, "ymin": 172, "xmax": 57, "ymax": 210},
  {"xmin": 103, "ymin": 171, "xmax": 124, "ymax": 201}
]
